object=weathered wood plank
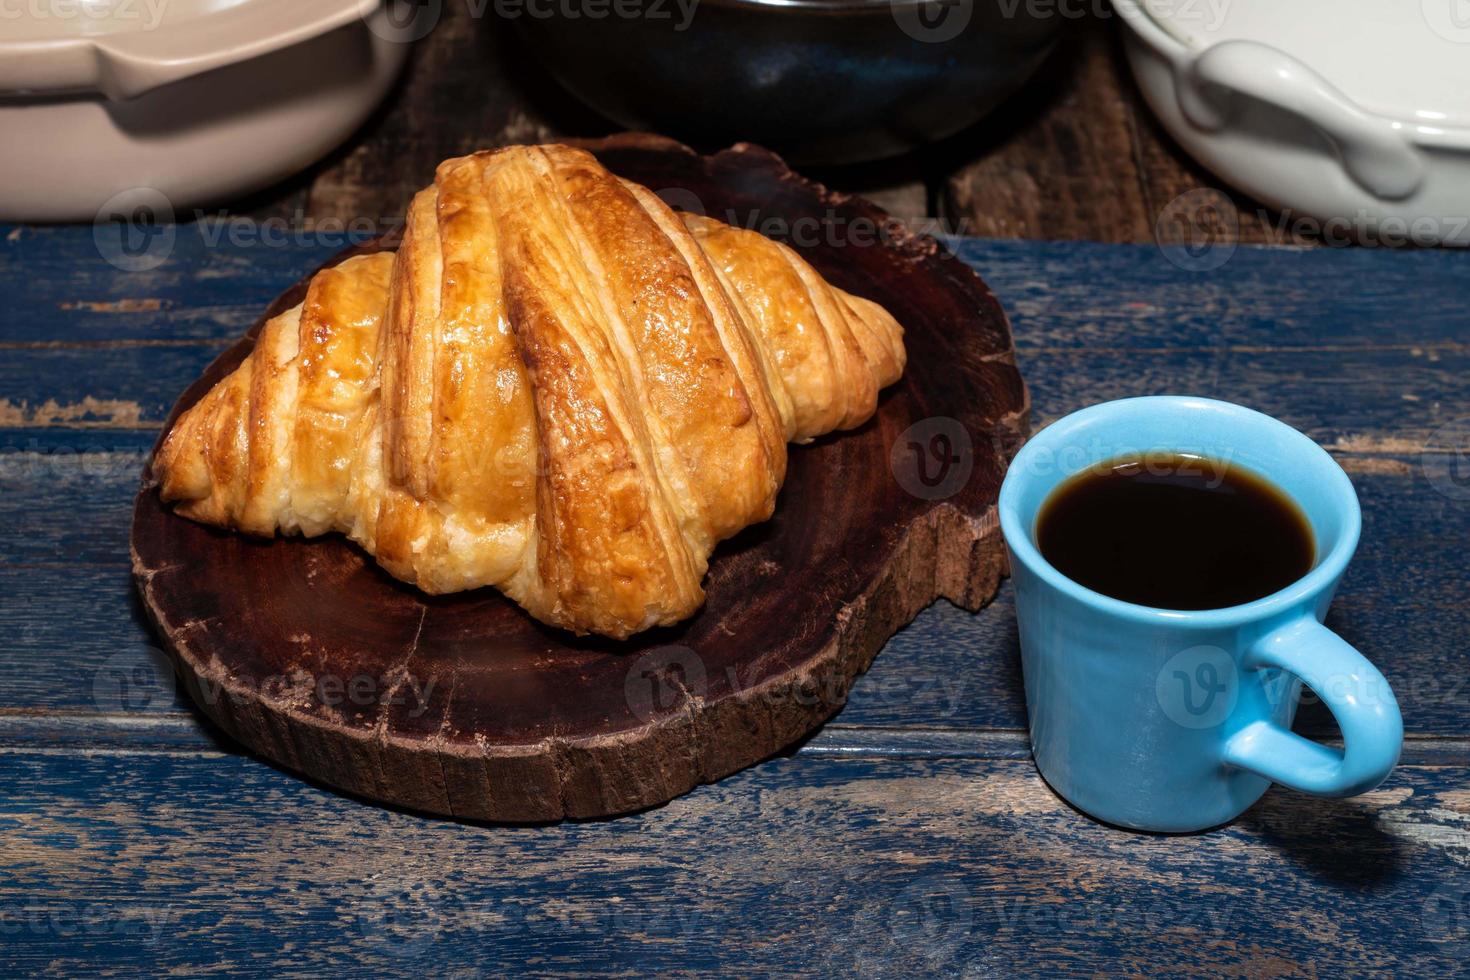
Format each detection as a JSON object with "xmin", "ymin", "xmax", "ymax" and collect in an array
[
  {"xmin": 1019, "ymin": 347, "xmax": 1467, "ymax": 450},
  {"xmin": 942, "ymin": 19, "xmax": 1319, "ymax": 247},
  {"xmin": 952, "ymin": 239, "xmax": 1470, "ymax": 351},
  {"xmin": 1, "ymin": 453, "xmax": 1463, "ymax": 741},
  {"xmin": 6, "ymin": 225, "xmax": 1466, "ymax": 355},
  {"xmin": 4, "ymin": 326, "xmax": 1464, "ymax": 446},
  {"xmin": 5, "ymin": 709, "xmax": 1470, "ymax": 769},
  {"xmin": 941, "ymin": 21, "xmax": 1154, "ymax": 243},
  {"xmin": 5, "ymin": 445, "xmax": 1462, "ymax": 580},
  {"xmin": 1, "ymin": 751, "xmax": 1466, "ymax": 976},
  {"xmin": 16, "ymin": 712, "xmax": 1470, "ymax": 767},
  {"xmin": 0, "ymin": 345, "xmax": 223, "ymax": 429},
  {"xmin": 0, "ymin": 455, "xmax": 146, "ymax": 564},
  {"xmin": 0, "ymin": 428, "xmax": 156, "ymax": 457},
  {"xmin": 0, "ymin": 224, "xmax": 343, "ymax": 343},
  {"xmin": 285, "ymin": 6, "xmax": 595, "ymax": 224},
  {"xmin": 5, "ymin": 238, "xmax": 1465, "ymax": 444}
]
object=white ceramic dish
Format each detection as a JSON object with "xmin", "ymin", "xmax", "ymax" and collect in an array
[
  {"xmin": 0, "ymin": 0, "xmax": 411, "ymax": 222},
  {"xmin": 1115, "ymin": 0, "xmax": 1470, "ymax": 246}
]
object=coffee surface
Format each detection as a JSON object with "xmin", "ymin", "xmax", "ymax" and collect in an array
[{"xmin": 1036, "ymin": 452, "xmax": 1314, "ymax": 610}]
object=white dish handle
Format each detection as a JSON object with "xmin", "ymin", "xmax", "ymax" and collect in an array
[
  {"xmin": 0, "ymin": 0, "xmax": 379, "ymax": 101},
  {"xmin": 1177, "ymin": 39, "xmax": 1423, "ymax": 201}
]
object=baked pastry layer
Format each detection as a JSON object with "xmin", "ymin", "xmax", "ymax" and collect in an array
[{"xmin": 156, "ymin": 145, "xmax": 905, "ymax": 638}]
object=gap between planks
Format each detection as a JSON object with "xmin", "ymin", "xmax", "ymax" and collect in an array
[
  {"xmin": 0, "ymin": 339, "xmax": 233, "ymax": 351},
  {"xmin": 1, "ymin": 712, "xmax": 1466, "ymax": 768},
  {"xmin": 3, "ymin": 444, "xmax": 1456, "ymax": 472}
]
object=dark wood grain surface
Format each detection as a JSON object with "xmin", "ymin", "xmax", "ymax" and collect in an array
[{"xmin": 938, "ymin": 19, "xmax": 1320, "ymax": 246}]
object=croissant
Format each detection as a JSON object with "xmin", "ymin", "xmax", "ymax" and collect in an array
[{"xmin": 155, "ymin": 145, "xmax": 905, "ymax": 638}]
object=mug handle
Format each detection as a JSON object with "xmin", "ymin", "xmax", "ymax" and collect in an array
[
  {"xmin": 1176, "ymin": 40, "xmax": 1424, "ymax": 201},
  {"xmin": 1222, "ymin": 617, "xmax": 1402, "ymax": 797}
]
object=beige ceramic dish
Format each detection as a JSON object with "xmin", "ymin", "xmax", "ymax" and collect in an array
[{"xmin": 0, "ymin": 0, "xmax": 412, "ymax": 222}]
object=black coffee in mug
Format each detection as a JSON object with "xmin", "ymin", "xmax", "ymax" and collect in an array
[{"xmin": 1036, "ymin": 452, "xmax": 1314, "ymax": 610}]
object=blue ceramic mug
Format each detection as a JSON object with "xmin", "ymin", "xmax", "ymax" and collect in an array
[{"xmin": 998, "ymin": 396, "xmax": 1403, "ymax": 832}]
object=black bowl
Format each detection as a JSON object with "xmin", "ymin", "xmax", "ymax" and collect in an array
[{"xmin": 512, "ymin": 0, "xmax": 1064, "ymax": 165}]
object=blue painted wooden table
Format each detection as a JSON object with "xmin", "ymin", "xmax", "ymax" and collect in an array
[{"xmin": 2, "ymin": 225, "xmax": 1468, "ymax": 976}]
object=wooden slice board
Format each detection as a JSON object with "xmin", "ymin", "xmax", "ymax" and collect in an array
[{"xmin": 130, "ymin": 134, "xmax": 1030, "ymax": 822}]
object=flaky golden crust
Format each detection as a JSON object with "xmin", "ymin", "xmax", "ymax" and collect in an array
[
  {"xmin": 155, "ymin": 145, "xmax": 906, "ymax": 638},
  {"xmin": 680, "ymin": 211, "xmax": 905, "ymax": 442}
]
